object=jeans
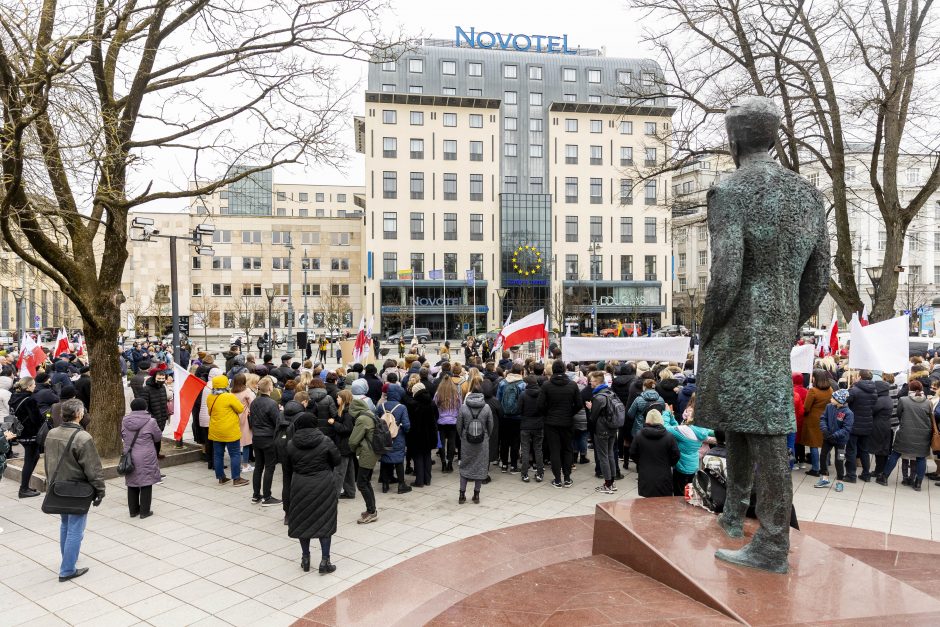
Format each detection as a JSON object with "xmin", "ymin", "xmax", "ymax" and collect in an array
[
  {"xmin": 334, "ymin": 454, "xmax": 358, "ymax": 495},
  {"xmin": 595, "ymin": 430, "xmax": 618, "ymax": 483},
  {"xmin": 300, "ymin": 536, "xmax": 332, "ymax": 559},
  {"xmin": 214, "ymin": 440, "xmax": 242, "ymax": 480},
  {"xmin": 499, "ymin": 418, "xmax": 520, "ymax": 467},
  {"xmin": 380, "ymin": 462, "xmax": 405, "ymax": 487},
  {"xmin": 251, "ymin": 437, "xmax": 277, "ymax": 499},
  {"xmin": 127, "ymin": 486, "xmax": 152, "ymax": 516},
  {"xmin": 820, "ymin": 440, "xmax": 845, "ymax": 479},
  {"xmin": 519, "ymin": 429, "xmax": 544, "ymax": 475},
  {"xmin": 809, "ymin": 447, "xmax": 820, "ymax": 472},
  {"xmin": 544, "ymin": 424, "xmax": 573, "ymax": 482},
  {"xmin": 438, "ymin": 424, "xmax": 457, "ymax": 464},
  {"xmin": 19, "ymin": 441, "xmax": 40, "ymax": 491},
  {"xmin": 412, "ymin": 451, "xmax": 432, "ymax": 486},
  {"xmin": 571, "ymin": 429, "xmax": 589, "ymax": 459},
  {"xmin": 242, "ymin": 444, "xmax": 253, "ymax": 465},
  {"xmin": 59, "ymin": 513, "xmax": 88, "ymax": 577},
  {"xmin": 846, "ymin": 433, "xmax": 871, "ymax": 479},
  {"xmin": 883, "ymin": 452, "xmax": 926, "ymax": 480},
  {"xmin": 357, "ymin": 466, "xmax": 376, "ymax": 514}
]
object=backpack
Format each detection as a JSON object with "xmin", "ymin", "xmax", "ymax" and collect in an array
[
  {"xmin": 370, "ymin": 412, "xmax": 394, "ymax": 454},
  {"xmin": 463, "ymin": 406, "xmax": 486, "ymax": 444},
  {"xmin": 500, "ymin": 380, "xmax": 524, "ymax": 416},
  {"xmin": 599, "ymin": 390, "xmax": 626, "ymax": 430},
  {"xmin": 642, "ymin": 399, "xmax": 666, "ymax": 422},
  {"xmin": 689, "ymin": 449, "xmax": 728, "ymax": 514},
  {"xmin": 378, "ymin": 403, "xmax": 401, "ymax": 439}
]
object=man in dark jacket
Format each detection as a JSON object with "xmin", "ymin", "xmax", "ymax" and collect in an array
[
  {"xmin": 846, "ymin": 370, "xmax": 878, "ymax": 482},
  {"xmin": 73, "ymin": 366, "xmax": 92, "ymax": 411},
  {"xmin": 629, "ymin": 409, "xmax": 680, "ymax": 497},
  {"xmin": 222, "ymin": 345, "xmax": 240, "ymax": 373},
  {"xmin": 589, "ymin": 371, "xmax": 621, "ymax": 494},
  {"xmin": 249, "ymin": 377, "xmax": 282, "ymax": 506},
  {"xmin": 32, "ymin": 372, "xmax": 60, "ymax": 418},
  {"xmin": 140, "ymin": 366, "xmax": 169, "ymax": 457},
  {"xmin": 497, "ymin": 351, "xmax": 513, "ymax": 372},
  {"xmin": 130, "ymin": 360, "xmax": 151, "ymax": 399},
  {"xmin": 273, "ymin": 355, "xmax": 296, "ymax": 385},
  {"xmin": 363, "ymin": 364, "xmax": 383, "ymax": 406},
  {"xmin": 519, "ymin": 376, "xmax": 544, "ymax": 482},
  {"xmin": 51, "ymin": 360, "xmax": 72, "ymax": 390},
  {"xmin": 537, "ymin": 360, "xmax": 582, "ymax": 488}
]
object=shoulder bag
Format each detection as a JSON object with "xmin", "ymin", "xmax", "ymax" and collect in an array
[
  {"xmin": 931, "ymin": 413, "xmax": 940, "ymax": 453},
  {"xmin": 117, "ymin": 429, "xmax": 141, "ymax": 476},
  {"xmin": 41, "ymin": 429, "xmax": 96, "ymax": 515}
]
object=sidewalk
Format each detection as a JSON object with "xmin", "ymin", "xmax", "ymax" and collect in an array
[{"xmin": 1, "ymin": 456, "xmax": 936, "ymax": 626}]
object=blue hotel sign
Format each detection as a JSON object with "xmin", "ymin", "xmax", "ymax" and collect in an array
[{"xmin": 456, "ymin": 26, "xmax": 577, "ymax": 55}]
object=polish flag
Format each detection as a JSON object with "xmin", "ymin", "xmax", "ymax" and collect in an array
[
  {"xmin": 352, "ymin": 316, "xmax": 367, "ymax": 363},
  {"xmin": 861, "ymin": 305, "xmax": 870, "ymax": 327},
  {"xmin": 540, "ymin": 318, "xmax": 550, "ymax": 358},
  {"xmin": 16, "ymin": 333, "xmax": 43, "ymax": 377},
  {"xmin": 496, "ymin": 309, "xmax": 546, "ymax": 349},
  {"xmin": 491, "ymin": 311, "xmax": 512, "ymax": 353},
  {"xmin": 827, "ymin": 314, "xmax": 839, "ymax": 356},
  {"xmin": 362, "ymin": 316, "xmax": 374, "ymax": 362},
  {"xmin": 172, "ymin": 362, "xmax": 207, "ymax": 441},
  {"xmin": 52, "ymin": 327, "xmax": 69, "ymax": 358}
]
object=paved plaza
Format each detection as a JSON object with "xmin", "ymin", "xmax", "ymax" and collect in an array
[{"xmin": 2, "ymin": 450, "xmax": 940, "ymax": 626}]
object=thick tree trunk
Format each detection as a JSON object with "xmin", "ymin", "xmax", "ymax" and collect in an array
[
  {"xmin": 874, "ymin": 225, "xmax": 905, "ymax": 322},
  {"xmin": 84, "ymin": 305, "xmax": 125, "ymax": 459}
]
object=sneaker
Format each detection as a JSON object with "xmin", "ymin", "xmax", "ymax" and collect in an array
[
  {"xmin": 814, "ymin": 478, "xmax": 831, "ymax": 488},
  {"xmin": 615, "ymin": 472, "xmax": 624, "ymax": 480},
  {"xmin": 218, "ymin": 477, "xmax": 231, "ymax": 485},
  {"xmin": 843, "ymin": 476, "xmax": 857, "ymax": 484},
  {"xmin": 232, "ymin": 478, "xmax": 250, "ymax": 487},
  {"xmin": 251, "ymin": 496, "xmax": 262, "ymax": 504},
  {"xmin": 18, "ymin": 488, "xmax": 40, "ymax": 498},
  {"xmin": 500, "ymin": 464, "xmax": 508, "ymax": 473},
  {"xmin": 595, "ymin": 484, "xmax": 614, "ymax": 494},
  {"xmin": 261, "ymin": 497, "xmax": 282, "ymax": 507},
  {"xmin": 835, "ymin": 482, "xmax": 845, "ymax": 492},
  {"xmin": 551, "ymin": 479, "xmax": 563, "ymax": 488},
  {"xmin": 804, "ymin": 469, "xmax": 820, "ymax": 477},
  {"xmin": 535, "ymin": 472, "xmax": 544, "ymax": 483},
  {"xmin": 563, "ymin": 479, "xmax": 573, "ymax": 488},
  {"xmin": 610, "ymin": 483, "xmax": 618, "ymax": 492},
  {"xmin": 509, "ymin": 466, "xmax": 519, "ymax": 474},
  {"xmin": 242, "ymin": 465, "xmax": 254, "ymax": 473},
  {"xmin": 521, "ymin": 473, "xmax": 530, "ymax": 483}
]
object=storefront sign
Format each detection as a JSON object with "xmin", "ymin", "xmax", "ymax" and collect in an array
[
  {"xmin": 411, "ymin": 297, "xmax": 464, "ymax": 307},
  {"xmin": 598, "ymin": 295, "xmax": 647, "ymax": 306},
  {"xmin": 505, "ymin": 279, "xmax": 547, "ymax": 286},
  {"xmin": 456, "ymin": 27, "xmax": 577, "ymax": 55}
]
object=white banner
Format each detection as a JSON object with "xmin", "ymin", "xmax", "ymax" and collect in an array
[
  {"xmin": 848, "ymin": 315, "xmax": 910, "ymax": 373},
  {"xmin": 790, "ymin": 344, "xmax": 815, "ymax": 374},
  {"xmin": 562, "ymin": 336, "xmax": 690, "ymax": 363}
]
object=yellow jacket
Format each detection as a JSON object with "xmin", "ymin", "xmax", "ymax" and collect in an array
[{"xmin": 207, "ymin": 392, "xmax": 244, "ymax": 443}]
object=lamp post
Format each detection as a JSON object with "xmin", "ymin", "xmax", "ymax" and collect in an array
[
  {"xmin": 11, "ymin": 287, "xmax": 24, "ymax": 348},
  {"xmin": 588, "ymin": 241, "xmax": 602, "ymax": 335},
  {"xmin": 285, "ymin": 241, "xmax": 295, "ymax": 354},
  {"xmin": 495, "ymin": 287, "xmax": 509, "ymax": 328},
  {"xmin": 302, "ymin": 247, "xmax": 309, "ymax": 349},
  {"xmin": 264, "ymin": 287, "xmax": 275, "ymax": 354},
  {"xmin": 866, "ymin": 265, "xmax": 883, "ymax": 321},
  {"xmin": 686, "ymin": 287, "xmax": 697, "ymax": 334}
]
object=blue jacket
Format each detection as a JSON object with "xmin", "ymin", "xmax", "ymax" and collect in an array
[
  {"xmin": 676, "ymin": 382, "xmax": 697, "ymax": 417},
  {"xmin": 820, "ymin": 404, "xmax": 854, "ymax": 446},
  {"xmin": 663, "ymin": 411, "xmax": 713, "ymax": 475},
  {"xmin": 628, "ymin": 389, "xmax": 665, "ymax": 437},
  {"xmin": 379, "ymin": 385, "xmax": 411, "ymax": 463}
]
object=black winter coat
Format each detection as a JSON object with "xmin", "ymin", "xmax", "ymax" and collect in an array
[
  {"xmin": 248, "ymin": 394, "xmax": 280, "ymax": 439},
  {"xmin": 656, "ymin": 379, "xmax": 680, "ymax": 409},
  {"xmin": 331, "ymin": 408, "xmax": 355, "ymax": 456},
  {"xmin": 404, "ymin": 389, "xmax": 438, "ymax": 453},
  {"xmin": 276, "ymin": 401, "xmax": 307, "ymax": 461},
  {"xmin": 629, "ymin": 424, "xmax": 679, "ymax": 497},
  {"xmin": 10, "ymin": 390, "xmax": 43, "ymax": 440},
  {"xmin": 537, "ymin": 374, "xmax": 582, "ymax": 428},
  {"xmin": 284, "ymin": 427, "xmax": 340, "ymax": 539},
  {"xmin": 310, "ymin": 388, "xmax": 338, "ymax": 425},
  {"xmin": 484, "ymin": 393, "xmax": 503, "ymax": 463},
  {"xmin": 73, "ymin": 375, "xmax": 91, "ymax": 411},
  {"xmin": 611, "ymin": 374, "xmax": 636, "ymax": 407},
  {"xmin": 868, "ymin": 381, "xmax": 896, "ymax": 456},
  {"xmin": 847, "ymin": 380, "xmax": 879, "ymax": 435},
  {"xmin": 627, "ymin": 377, "xmax": 646, "ymax": 410},
  {"xmin": 364, "ymin": 374, "xmax": 383, "ymax": 406},
  {"xmin": 140, "ymin": 377, "xmax": 169, "ymax": 427},
  {"xmin": 130, "ymin": 372, "xmax": 148, "ymax": 399},
  {"xmin": 520, "ymin": 383, "xmax": 543, "ymax": 431},
  {"xmin": 32, "ymin": 384, "xmax": 59, "ymax": 418}
]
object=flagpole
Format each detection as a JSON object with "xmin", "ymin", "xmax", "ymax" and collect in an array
[
  {"xmin": 472, "ymin": 272, "xmax": 476, "ymax": 337},
  {"xmin": 443, "ymin": 273, "xmax": 447, "ymax": 345},
  {"xmin": 411, "ymin": 271, "xmax": 416, "ymax": 336}
]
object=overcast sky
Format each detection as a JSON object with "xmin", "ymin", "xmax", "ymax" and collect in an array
[{"xmin": 140, "ymin": 0, "xmax": 653, "ymax": 211}]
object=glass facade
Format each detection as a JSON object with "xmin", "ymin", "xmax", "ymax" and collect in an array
[
  {"xmin": 500, "ymin": 193, "xmax": 552, "ymax": 315},
  {"xmin": 223, "ymin": 166, "xmax": 272, "ymax": 215}
]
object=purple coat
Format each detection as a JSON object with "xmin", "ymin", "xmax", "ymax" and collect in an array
[{"xmin": 121, "ymin": 409, "xmax": 163, "ymax": 487}]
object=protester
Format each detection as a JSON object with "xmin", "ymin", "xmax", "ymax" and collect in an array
[
  {"xmin": 433, "ymin": 375, "xmax": 461, "ymax": 473},
  {"xmin": 207, "ymin": 375, "xmax": 248, "ymax": 486},
  {"xmin": 537, "ymin": 359, "xmax": 582, "ymax": 488},
  {"xmin": 519, "ymin": 375, "xmax": 545, "ymax": 483},
  {"xmin": 800, "ymin": 370, "xmax": 832, "ymax": 478},
  {"xmin": 817, "ymin": 389, "xmax": 854, "ymax": 490},
  {"xmin": 664, "ymin": 406, "xmax": 714, "ymax": 496},
  {"xmin": 232, "ymin": 373, "xmax": 255, "ymax": 475},
  {"xmin": 846, "ymin": 369, "xmax": 878, "ymax": 483},
  {"xmin": 587, "ymin": 371, "xmax": 621, "ymax": 494},
  {"xmin": 348, "ymin": 382, "xmax": 379, "ymax": 523},
  {"xmin": 629, "ymin": 408, "xmax": 679, "ymax": 497},
  {"xmin": 248, "ymin": 377, "xmax": 281, "ymax": 506},
  {"xmin": 331, "ymin": 389, "xmax": 358, "ymax": 498},
  {"xmin": 456, "ymin": 381, "xmax": 494, "ymax": 504},
  {"xmin": 496, "ymin": 364, "xmax": 525, "ymax": 473},
  {"xmin": 404, "ymin": 380, "xmax": 437, "ymax": 488},
  {"xmin": 11, "ymin": 376, "xmax": 43, "ymax": 498},
  {"xmin": 140, "ymin": 364, "xmax": 169, "ymax": 459},
  {"xmin": 121, "ymin": 398, "xmax": 162, "ymax": 518},
  {"xmin": 870, "ymin": 378, "xmax": 898, "ymax": 479},
  {"xmin": 378, "ymin": 384, "xmax": 412, "ymax": 494},
  {"xmin": 877, "ymin": 379, "xmax": 932, "ymax": 490}
]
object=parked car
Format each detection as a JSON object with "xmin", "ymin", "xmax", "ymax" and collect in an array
[
  {"xmin": 387, "ymin": 327, "xmax": 432, "ymax": 344},
  {"xmin": 600, "ymin": 323, "xmax": 642, "ymax": 337},
  {"xmin": 653, "ymin": 325, "xmax": 690, "ymax": 337}
]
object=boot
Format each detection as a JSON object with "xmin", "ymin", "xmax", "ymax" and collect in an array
[
  {"xmin": 472, "ymin": 490, "xmax": 480, "ymax": 504},
  {"xmin": 913, "ymin": 477, "xmax": 923, "ymax": 492},
  {"xmin": 458, "ymin": 491, "xmax": 466, "ymax": 504},
  {"xmin": 301, "ymin": 555, "xmax": 310, "ymax": 572},
  {"xmin": 319, "ymin": 558, "xmax": 337, "ymax": 574},
  {"xmin": 875, "ymin": 474, "xmax": 888, "ymax": 486},
  {"xmin": 902, "ymin": 473, "xmax": 913, "ymax": 486},
  {"xmin": 381, "ymin": 482, "xmax": 389, "ymax": 494},
  {"xmin": 579, "ymin": 455, "xmax": 590, "ymax": 465},
  {"xmin": 397, "ymin": 483, "xmax": 412, "ymax": 494}
]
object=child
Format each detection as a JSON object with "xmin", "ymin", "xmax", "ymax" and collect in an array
[{"xmin": 816, "ymin": 388, "xmax": 854, "ymax": 491}]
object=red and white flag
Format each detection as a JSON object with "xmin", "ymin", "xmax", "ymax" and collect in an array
[
  {"xmin": 352, "ymin": 316, "xmax": 367, "ymax": 362},
  {"xmin": 495, "ymin": 309, "xmax": 546, "ymax": 350},
  {"xmin": 491, "ymin": 311, "xmax": 512, "ymax": 353},
  {"xmin": 172, "ymin": 362, "xmax": 207, "ymax": 441},
  {"xmin": 361, "ymin": 316, "xmax": 374, "ymax": 362},
  {"xmin": 540, "ymin": 317, "xmax": 550, "ymax": 358},
  {"xmin": 827, "ymin": 313, "xmax": 839, "ymax": 356},
  {"xmin": 861, "ymin": 305, "xmax": 870, "ymax": 327},
  {"xmin": 16, "ymin": 333, "xmax": 45, "ymax": 377},
  {"xmin": 52, "ymin": 327, "xmax": 69, "ymax": 358}
]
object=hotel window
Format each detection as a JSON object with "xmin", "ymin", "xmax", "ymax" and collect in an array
[
  {"xmin": 590, "ymin": 178, "xmax": 603, "ymax": 204},
  {"xmin": 316, "ymin": 192, "xmax": 324, "ymax": 202},
  {"xmin": 272, "ymin": 231, "xmax": 291, "ymax": 244},
  {"xmin": 331, "ymin": 284, "xmax": 350, "ymax": 297},
  {"xmin": 469, "ymin": 114, "xmax": 483, "ymax": 128},
  {"xmin": 410, "ymin": 111, "xmax": 424, "ymax": 125},
  {"xmin": 410, "ymin": 172, "xmax": 424, "ymax": 200},
  {"xmin": 645, "ymin": 121, "xmax": 657, "ymax": 136},
  {"xmin": 530, "ymin": 118, "xmax": 543, "ymax": 132},
  {"xmin": 698, "ymin": 250, "xmax": 708, "ymax": 266},
  {"xmin": 444, "ymin": 213, "xmax": 457, "ymax": 240},
  {"xmin": 563, "ymin": 93, "xmax": 576, "ymax": 102},
  {"xmin": 530, "ymin": 92, "xmax": 542, "ymax": 106},
  {"xmin": 566, "ymin": 216, "xmax": 578, "ymax": 242},
  {"xmin": 443, "ymin": 86, "xmax": 456, "ymax": 95},
  {"xmin": 408, "ymin": 85, "xmax": 422, "ymax": 94},
  {"xmin": 443, "ymin": 140, "xmax": 457, "ymax": 160},
  {"xmin": 382, "ymin": 137, "xmax": 397, "ymax": 158},
  {"xmin": 531, "ymin": 144, "xmax": 543, "ymax": 158},
  {"xmin": 505, "ymin": 143, "xmax": 517, "ymax": 157},
  {"xmin": 469, "ymin": 174, "xmax": 483, "ymax": 201},
  {"xmin": 275, "ymin": 207, "xmax": 287, "ymax": 216},
  {"xmin": 443, "ymin": 112, "xmax": 457, "ymax": 127},
  {"xmin": 382, "ymin": 252, "xmax": 397, "ymax": 279},
  {"xmin": 468, "ymin": 62, "xmax": 483, "ymax": 77},
  {"xmin": 381, "ymin": 84, "xmax": 395, "ymax": 92},
  {"xmin": 383, "ymin": 212, "xmax": 397, "ymax": 239},
  {"xmin": 645, "ymin": 147, "xmax": 657, "ymax": 166},
  {"xmin": 301, "ymin": 232, "xmax": 320, "ymax": 245},
  {"xmin": 303, "ymin": 284, "xmax": 320, "ymax": 297},
  {"xmin": 410, "ymin": 138, "xmax": 424, "ymax": 159},
  {"xmin": 644, "ymin": 255, "xmax": 657, "ymax": 280},
  {"xmin": 590, "ymin": 145, "xmax": 603, "ymax": 165},
  {"xmin": 565, "ymin": 118, "xmax": 578, "ymax": 132},
  {"xmin": 565, "ymin": 177, "xmax": 578, "ymax": 203},
  {"xmin": 470, "ymin": 141, "xmax": 483, "ymax": 161},
  {"xmin": 316, "ymin": 209, "xmax": 325, "ymax": 217},
  {"xmin": 242, "ymin": 257, "xmax": 261, "ymax": 270},
  {"xmin": 470, "ymin": 214, "xmax": 484, "ymax": 241},
  {"xmin": 529, "ymin": 65, "xmax": 542, "ymax": 80},
  {"xmin": 411, "ymin": 253, "xmax": 424, "ymax": 276},
  {"xmin": 530, "ymin": 177, "xmax": 543, "ymax": 193},
  {"xmin": 330, "ymin": 232, "xmax": 350, "ymax": 246},
  {"xmin": 382, "ymin": 171, "xmax": 397, "ymax": 199},
  {"xmin": 504, "ymin": 176, "xmax": 518, "ymax": 193},
  {"xmin": 505, "ymin": 117, "xmax": 517, "ymax": 131},
  {"xmin": 620, "ymin": 146, "xmax": 633, "ymax": 165},
  {"xmin": 444, "ymin": 253, "xmax": 458, "ymax": 275},
  {"xmin": 212, "ymin": 284, "xmax": 232, "ymax": 297},
  {"xmin": 382, "ymin": 110, "xmax": 396, "ymax": 124},
  {"xmin": 381, "ymin": 60, "xmax": 396, "ymax": 71},
  {"xmin": 212, "ymin": 229, "xmax": 231, "ymax": 243},
  {"xmin": 620, "ymin": 217, "xmax": 633, "ymax": 243},
  {"xmin": 276, "ymin": 191, "xmax": 286, "ymax": 201},
  {"xmin": 645, "ymin": 179, "xmax": 657, "ymax": 205},
  {"xmin": 644, "ymin": 217, "xmax": 657, "ymax": 243},
  {"xmin": 620, "ymin": 120, "xmax": 633, "ymax": 135},
  {"xmin": 621, "ymin": 255, "xmax": 634, "ymax": 281},
  {"xmin": 504, "ymin": 64, "xmax": 518, "ymax": 79},
  {"xmin": 588, "ymin": 95, "xmax": 601, "ymax": 103},
  {"xmin": 442, "ymin": 60, "xmax": 456, "ymax": 75},
  {"xmin": 641, "ymin": 72, "xmax": 654, "ymax": 86},
  {"xmin": 212, "ymin": 256, "xmax": 231, "ymax": 270},
  {"xmin": 504, "ymin": 91, "xmax": 517, "ymax": 105},
  {"xmin": 443, "ymin": 173, "xmax": 457, "ymax": 200},
  {"xmin": 563, "ymin": 67, "xmax": 576, "ymax": 81},
  {"xmin": 470, "ymin": 253, "xmax": 483, "ymax": 275},
  {"xmin": 565, "ymin": 144, "xmax": 578, "ymax": 164},
  {"xmin": 590, "ymin": 215, "xmax": 603, "ymax": 241},
  {"xmin": 192, "ymin": 284, "xmax": 202, "ymax": 297},
  {"xmin": 410, "ymin": 212, "xmax": 425, "ymax": 239},
  {"xmin": 242, "ymin": 230, "xmax": 261, "ymax": 244},
  {"xmin": 588, "ymin": 69, "xmax": 601, "ymax": 83},
  {"xmin": 272, "ymin": 257, "xmax": 291, "ymax": 270},
  {"xmin": 617, "ymin": 70, "xmax": 632, "ymax": 85},
  {"xmin": 565, "ymin": 254, "xmax": 579, "ymax": 279},
  {"xmin": 298, "ymin": 192, "xmax": 308, "ymax": 202},
  {"xmin": 409, "ymin": 58, "xmax": 423, "ymax": 73}
]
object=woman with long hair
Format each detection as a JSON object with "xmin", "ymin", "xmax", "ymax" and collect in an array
[
  {"xmin": 332, "ymin": 389, "xmax": 357, "ymax": 498},
  {"xmin": 800, "ymin": 369, "xmax": 833, "ymax": 477},
  {"xmin": 460, "ymin": 368, "xmax": 483, "ymax": 399},
  {"xmin": 433, "ymin": 375, "xmax": 461, "ymax": 472},
  {"xmin": 232, "ymin": 373, "xmax": 255, "ymax": 474}
]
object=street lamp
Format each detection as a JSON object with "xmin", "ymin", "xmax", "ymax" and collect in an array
[
  {"xmin": 11, "ymin": 287, "xmax": 24, "ymax": 346},
  {"xmin": 588, "ymin": 241, "xmax": 602, "ymax": 335},
  {"xmin": 284, "ymin": 241, "xmax": 295, "ymax": 354},
  {"xmin": 264, "ymin": 287, "xmax": 275, "ymax": 355},
  {"xmin": 495, "ymin": 287, "xmax": 509, "ymax": 329},
  {"xmin": 686, "ymin": 287, "xmax": 697, "ymax": 334},
  {"xmin": 302, "ymin": 247, "xmax": 309, "ymax": 351}
]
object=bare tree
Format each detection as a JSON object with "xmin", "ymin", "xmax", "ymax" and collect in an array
[
  {"xmin": 0, "ymin": 1, "xmax": 403, "ymax": 454},
  {"xmin": 230, "ymin": 295, "xmax": 266, "ymax": 351},
  {"xmin": 631, "ymin": 0, "xmax": 940, "ymax": 322},
  {"xmin": 320, "ymin": 281, "xmax": 352, "ymax": 337},
  {"xmin": 123, "ymin": 295, "xmax": 148, "ymax": 338},
  {"xmin": 189, "ymin": 293, "xmax": 218, "ymax": 352},
  {"xmin": 147, "ymin": 285, "xmax": 171, "ymax": 338}
]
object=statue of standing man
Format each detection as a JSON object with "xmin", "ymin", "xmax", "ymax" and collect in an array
[{"xmin": 695, "ymin": 97, "xmax": 830, "ymax": 573}]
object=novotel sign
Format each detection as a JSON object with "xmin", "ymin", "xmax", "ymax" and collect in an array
[{"xmin": 456, "ymin": 26, "xmax": 578, "ymax": 55}]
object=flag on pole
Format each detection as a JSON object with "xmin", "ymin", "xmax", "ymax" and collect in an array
[
  {"xmin": 861, "ymin": 305, "xmax": 870, "ymax": 327},
  {"xmin": 632, "ymin": 322, "xmax": 639, "ymax": 338},
  {"xmin": 75, "ymin": 333, "xmax": 87, "ymax": 357},
  {"xmin": 362, "ymin": 316, "xmax": 375, "ymax": 361},
  {"xmin": 428, "ymin": 269, "xmax": 443, "ymax": 280},
  {"xmin": 540, "ymin": 317, "xmax": 550, "ymax": 358},
  {"xmin": 397, "ymin": 268, "xmax": 413, "ymax": 279},
  {"xmin": 495, "ymin": 309, "xmax": 546, "ymax": 350},
  {"xmin": 352, "ymin": 316, "xmax": 367, "ymax": 362},
  {"xmin": 466, "ymin": 269, "xmax": 475, "ymax": 286},
  {"xmin": 827, "ymin": 313, "xmax": 839, "ymax": 356},
  {"xmin": 491, "ymin": 311, "xmax": 512, "ymax": 353},
  {"xmin": 52, "ymin": 327, "xmax": 69, "ymax": 358},
  {"xmin": 172, "ymin": 362, "xmax": 207, "ymax": 441},
  {"xmin": 16, "ymin": 333, "xmax": 43, "ymax": 377}
]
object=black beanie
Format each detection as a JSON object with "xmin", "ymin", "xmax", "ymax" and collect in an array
[{"xmin": 130, "ymin": 398, "xmax": 148, "ymax": 411}]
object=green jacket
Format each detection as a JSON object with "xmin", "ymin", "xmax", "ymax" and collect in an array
[
  {"xmin": 43, "ymin": 423, "xmax": 106, "ymax": 499},
  {"xmin": 348, "ymin": 399, "xmax": 378, "ymax": 469}
]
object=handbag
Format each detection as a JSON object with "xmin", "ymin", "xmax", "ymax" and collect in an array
[
  {"xmin": 41, "ymin": 429, "xmax": 96, "ymax": 515},
  {"xmin": 931, "ymin": 415, "xmax": 940, "ymax": 453},
  {"xmin": 117, "ymin": 429, "xmax": 141, "ymax": 476}
]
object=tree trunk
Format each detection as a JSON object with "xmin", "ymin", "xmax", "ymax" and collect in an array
[
  {"xmin": 84, "ymin": 305, "xmax": 125, "ymax": 459},
  {"xmin": 874, "ymin": 226, "xmax": 905, "ymax": 322}
]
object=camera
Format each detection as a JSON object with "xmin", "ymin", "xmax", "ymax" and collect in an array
[{"xmin": 143, "ymin": 225, "xmax": 161, "ymax": 236}]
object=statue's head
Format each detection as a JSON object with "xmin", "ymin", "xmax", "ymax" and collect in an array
[{"xmin": 725, "ymin": 97, "xmax": 781, "ymax": 166}]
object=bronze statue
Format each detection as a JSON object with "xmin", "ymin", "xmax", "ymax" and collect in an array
[{"xmin": 695, "ymin": 97, "xmax": 830, "ymax": 573}]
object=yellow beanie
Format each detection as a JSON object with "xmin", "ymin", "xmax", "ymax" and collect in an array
[{"xmin": 211, "ymin": 374, "xmax": 229, "ymax": 390}]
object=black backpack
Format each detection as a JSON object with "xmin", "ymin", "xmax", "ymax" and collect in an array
[
  {"xmin": 463, "ymin": 406, "xmax": 486, "ymax": 444},
  {"xmin": 370, "ymin": 412, "xmax": 394, "ymax": 454},
  {"xmin": 642, "ymin": 399, "xmax": 666, "ymax": 422}
]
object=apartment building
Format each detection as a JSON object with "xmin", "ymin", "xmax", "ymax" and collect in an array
[{"xmin": 357, "ymin": 32, "xmax": 676, "ymax": 338}]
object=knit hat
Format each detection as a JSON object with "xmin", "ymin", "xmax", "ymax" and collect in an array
[
  {"xmin": 212, "ymin": 374, "xmax": 230, "ymax": 390},
  {"xmin": 832, "ymin": 389, "xmax": 849, "ymax": 404},
  {"xmin": 59, "ymin": 385, "xmax": 76, "ymax": 400},
  {"xmin": 344, "ymin": 371, "xmax": 358, "ymax": 386},
  {"xmin": 645, "ymin": 409, "xmax": 664, "ymax": 425},
  {"xmin": 149, "ymin": 363, "xmax": 168, "ymax": 376},
  {"xmin": 351, "ymin": 379, "xmax": 368, "ymax": 395},
  {"xmin": 130, "ymin": 398, "xmax": 148, "ymax": 411},
  {"xmin": 412, "ymin": 382, "xmax": 426, "ymax": 395},
  {"xmin": 35, "ymin": 371, "xmax": 49, "ymax": 384}
]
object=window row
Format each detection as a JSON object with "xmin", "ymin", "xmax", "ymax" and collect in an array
[
  {"xmin": 272, "ymin": 191, "xmax": 347, "ymax": 203},
  {"xmin": 211, "ymin": 230, "xmax": 351, "ymax": 246},
  {"xmin": 382, "ymin": 172, "xmax": 484, "ymax": 201},
  {"xmin": 380, "ymin": 137, "xmax": 485, "ymax": 161},
  {"xmin": 563, "ymin": 254, "xmax": 659, "ymax": 281},
  {"xmin": 562, "ymin": 119, "xmax": 658, "ymax": 136},
  {"xmin": 381, "ymin": 252, "xmax": 484, "ymax": 280},
  {"xmin": 195, "ymin": 256, "xmax": 351, "ymax": 271},
  {"xmin": 199, "ymin": 283, "xmax": 349, "ymax": 297},
  {"xmin": 675, "ymin": 250, "xmax": 710, "ymax": 270},
  {"xmin": 382, "ymin": 110, "xmax": 486, "ymax": 127},
  {"xmin": 382, "ymin": 58, "xmax": 654, "ymax": 87},
  {"xmin": 561, "ymin": 145, "xmax": 655, "ymax": 166},
  {"xmin": 562, "ymin": 177, "xmax": 657, "ymax": 205},
  {"xmin": 564, "ymin": 216, "xmax": 658, "ymax": 244},
  {"xmin": 382, "ymin": 212, "xmax": 485, "ymax": 241}
]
